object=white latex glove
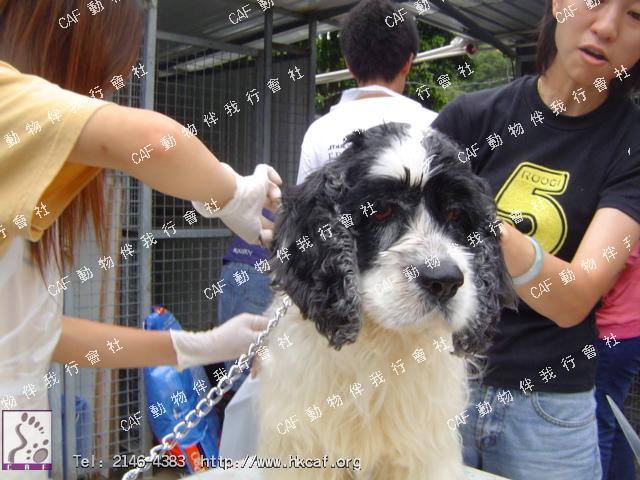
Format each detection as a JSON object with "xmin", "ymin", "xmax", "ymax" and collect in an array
[
  {"xmin": 192, "ymin": 163, "xmax": 282, "ymax": 246},
  {"xmin": 169, "ymin": 313, "xmax": 269, "ymax": 372}
]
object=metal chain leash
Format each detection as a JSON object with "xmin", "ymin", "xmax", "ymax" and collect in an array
[{"xmin": 122, "ymin": 295, "xmax": 291, "ymax": 480}]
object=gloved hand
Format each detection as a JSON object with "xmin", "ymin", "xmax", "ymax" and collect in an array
[
  {"xmin": 169, "ymin": 313, "xmax": 269, "ymax": 371},
  {"xmin": 192, "ymin": 163, "xmax": 282, "ymax": 247}
]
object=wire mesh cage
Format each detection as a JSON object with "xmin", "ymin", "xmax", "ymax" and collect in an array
[{"xmin": 54, "ymin": 9, "xmax": 312, "ymax": 479}]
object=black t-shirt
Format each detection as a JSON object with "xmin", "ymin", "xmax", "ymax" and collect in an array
[{"xmin": 432, "ymin": 74, "xmax": 640, "ymax": 393}]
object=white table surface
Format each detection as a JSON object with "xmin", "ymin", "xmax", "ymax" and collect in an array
[{"xmin": 182, "ymin": 466, "xmax": 508, "ymax": 479}]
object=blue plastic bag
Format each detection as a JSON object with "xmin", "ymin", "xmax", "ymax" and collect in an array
[{"xmin": 143, "ymin": 307, "xmax": 221, "ymax": 473}]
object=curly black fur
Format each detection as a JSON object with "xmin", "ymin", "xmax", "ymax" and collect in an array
[
  {"xmin": 417, "ymin": 129, "xmax": 518, "ymax": 357},
  {"xmin": 269, "ymin": 161, "xmax": 363, "ymax": 350},
  {"xmin": 270, "ymin": 122, "xmax": 517, "ymax": 358},
  {"xmin": 451, "ymin": 178, "xmax": 518, "ymax": 357}
]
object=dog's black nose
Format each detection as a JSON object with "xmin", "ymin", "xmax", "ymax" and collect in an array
[{"xmin": 417, "ymin": 260, "xmax": 464, "ymax": 300}]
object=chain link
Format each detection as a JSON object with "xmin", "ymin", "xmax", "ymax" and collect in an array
[{"xmin": 122, "ymin": 295, "xmax": 291, "ymax": 480}]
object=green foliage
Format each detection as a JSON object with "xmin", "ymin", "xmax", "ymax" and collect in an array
[
  {"xmin": 404, "ymin": 22, "xmax": 459, "ymax": 112},
  {"xmin": 441, "ymin": 47, "xmax": 515, "ymax": 102},
  {"xmin": 312, "ymin": 21, "xmax": 514, "ymax": 114},
  {"xmin": 315, "ymin": 31, "xmax": 356, "ymax": 114}
]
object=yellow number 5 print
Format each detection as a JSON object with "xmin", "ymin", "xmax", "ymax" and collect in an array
[{"xmin": 495, "ymin": 162, "xmax": 569, "ymax": 255}]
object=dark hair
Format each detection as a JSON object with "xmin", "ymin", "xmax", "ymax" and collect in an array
[
  {"xmin": 536, "ymin": 0, "xmax": 640, "ymax": 98},
  {"xmin": 340, "ymin": 0, "xmax": 419, "ymax": 83},
  {"xmin": 0, "ymin": 0, "xmax": 144, "ymax": 276}
]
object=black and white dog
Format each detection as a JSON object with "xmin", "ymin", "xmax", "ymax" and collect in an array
[{"xmin": 257, "ymin": 123, "xmax": 516, "ymax": 479}]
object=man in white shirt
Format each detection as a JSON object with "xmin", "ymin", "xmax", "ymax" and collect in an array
[{"xmin": 296, "ymin": 0, "xmax": 438, "ymax": 185}]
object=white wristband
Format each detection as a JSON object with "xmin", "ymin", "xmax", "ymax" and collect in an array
[{"xmin": 511, "ymin": 235, "xmax": 543, "ymax": 286}]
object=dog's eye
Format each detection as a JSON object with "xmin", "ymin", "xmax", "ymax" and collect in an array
[
  {"xmin": 447, "ymin": 208, "xmax": 461, "ymax": 223},
  {"xmin": 373, "ymin": 206, "xmax": 394, "ymax": 221}
]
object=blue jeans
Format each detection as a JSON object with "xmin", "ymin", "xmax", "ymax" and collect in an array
[
  {"xmin": 217, "ymin": 261, "xmax": 274, "ymax": 392},
  {"xmin": 595, "ymin": 336, "xmax": 640, "ymax": 480},
  {"xmin": 460, "ymin": 382, "xmax": 601, "ymax": 480}
]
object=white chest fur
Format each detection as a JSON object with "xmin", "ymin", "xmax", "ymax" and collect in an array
[{"xmin": 257, "ymin": 296, "xmax": 468, "ymax": 480}]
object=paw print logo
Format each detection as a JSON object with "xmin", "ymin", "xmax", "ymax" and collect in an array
[{"xmin": 2, "ymin": 410, "xmax": 52, "ymax": 471}]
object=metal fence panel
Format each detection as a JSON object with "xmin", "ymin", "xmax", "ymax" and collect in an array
[{"xmin": 56, "ymin": 12, "xmax": 310, "ymax": 480}]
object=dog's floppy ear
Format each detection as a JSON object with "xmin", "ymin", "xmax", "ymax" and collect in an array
[
  {"xmin": 452, "ymin": 172, "xmax": 518, "ymax": 357},
  {"xmin": 269, "ymin": 164, "xmax": 362, "ymax": 350},
  {"xmin": 424, "ymin": 128, "xmax": 517, "ymax": 357}
]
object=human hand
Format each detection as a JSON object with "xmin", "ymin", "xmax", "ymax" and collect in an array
[
  {"xmin": 192, "ymin": 163, "xmax": 282, "ymax": 246},
  {"xmin": 498, "ymin": 220, "xmax": 537, "ymax": 279},
  {"xmin": 169, "ymin": 313, "xmax": 269, "ymax": 371}
]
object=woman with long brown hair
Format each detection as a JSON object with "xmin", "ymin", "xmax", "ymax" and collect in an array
[
  {"xmin": 0, "ymin": 0, "xmax": 281, "ymax": 463},
  {"xmin": 432, "ymin": 0, "xmax": 640, "ymax": 477}
]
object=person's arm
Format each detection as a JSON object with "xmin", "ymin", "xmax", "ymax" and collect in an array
[
  {"xmin": 67, "ymin": 104, "xmax": 235, "ymax": 205},
  {"xmin": 67, "ymin": 103, "xmax": 282, "ymax": 245},
  {"xmin": 53, "ymin": 313, "xmax": 269, "ymax": 370},
  {"xmin": 500, "ymin": 207, "xmax": 640, "ymax": 327},
  {"xmin": 53, "ymin": 316, "xmax": 177, "ymax": 368}
]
